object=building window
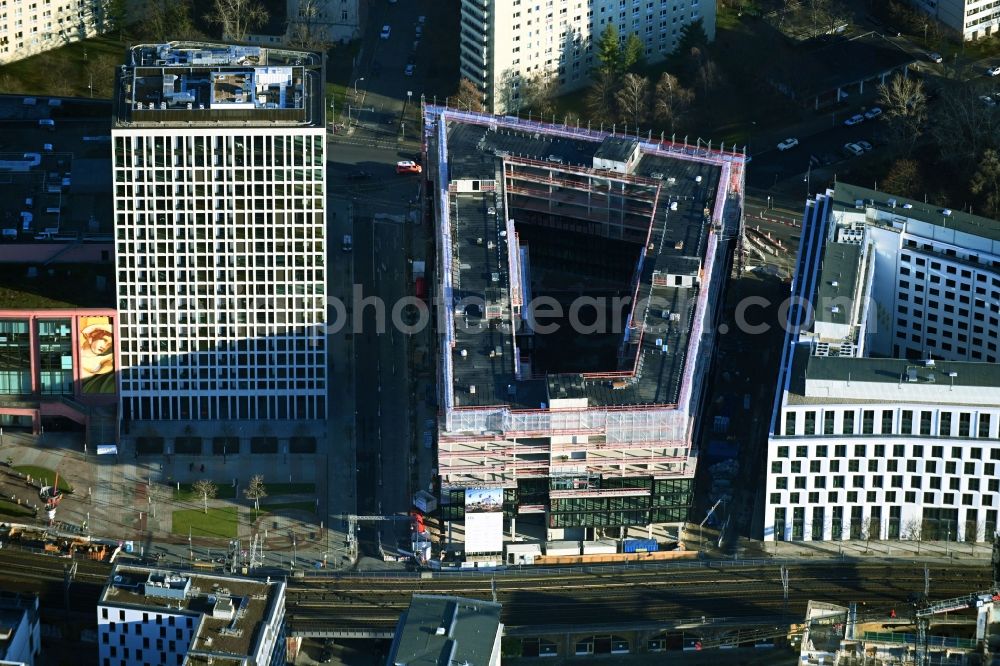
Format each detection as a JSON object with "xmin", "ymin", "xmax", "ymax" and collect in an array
[
  {"xmin": 881, "ymin": 410, "xmax": 894, "ymax": 434},
  {"xmin": 979, "ymin": 414, "xmax": 991, "ymax": 438},
  {"xmin": 920, "ymin": 411, "xmax": 932, "ymax": 435},
  {"xmin": 784, "ymin": 411, "xmax": 796, "ymax": 435},
  {"xmin": 939, "ymin": 413, "xmax": 952, "ymax": 437},
  {"xmin": 901, "ymin": 410, "xmax": 913, "ymax": 434},
  {"xmin": 960, "ymin": 413, "xmax": 971, "ymax": 437},
  {"xmin": 804, "ymin": 411, "xmax": 816, "ymax": 435},
  {"xmin": 862, "ymin": 410, "xmax": 874, "ymax": 434},
  {"xmin": 842, "ymin": 411, "xmax": 855, "ymax": 435},
  {"xmin": 824, "ymin": 411, "xmax": 835, "ymax": 435}
]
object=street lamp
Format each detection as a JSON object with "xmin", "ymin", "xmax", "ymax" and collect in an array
[{"xmin": 353, "ymin": 77, "xmax": 365, "ymax": 96}]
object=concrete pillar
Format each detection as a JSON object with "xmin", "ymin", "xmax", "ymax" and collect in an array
[{"xmin": 510, "ymin": 515, "xmax": 516, "ymax": 540}]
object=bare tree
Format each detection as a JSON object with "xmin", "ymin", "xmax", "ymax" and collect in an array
[
  {"xmin": 877, "ymin": 74, "xmax": 927, "ymax": 153},
  {"xmin": 452, "ymin": 78, "xmax": 485, "ymax": 113},
  {"xmin": 970, "ymin": 148, "xmax": 1000, "ymax": 219},
  {"xmin": 286, "ymin": 0, "xmax": 331, "ymax": 51},
  {"xmin": 586, "ymin": 69, "xmax": 620, "ymax": 123},
  {"xmin": 926, "ymin": 78, "xmax": 1000, "ymax": 166},
  {"xmin": 696, "ymin": 56, "xmax": 720, "ymax": 97},
  {"xmin": 903, "ymin": 518, "xmax": 922, "ymax": 554},
  {"xmin": 615, "ymin": 73, "xmax": 650, "ymax": 129},
  {"xmin": 653, "ymin": 72, "xmax": 694, "ymax": 134},
  {"xmin": 206, "ymin": 0, "xmax": 269, "ymax": 42},
  {"xmin": 192, "ymin": 479, "xmax": 217, "ymax": 515},
  {"xmin": 521, "ymin": 72, "xmax": 558, "ymax": 118},
  {"xmin": 243, "ymin": 474, "xmax": 268, "ymax": 516},
  {"xmin": 881, "ymin": 158, "xmax": 922, "ymax": 198}
]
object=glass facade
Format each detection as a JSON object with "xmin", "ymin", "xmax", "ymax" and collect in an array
[
  {"xmin": 38, "ymin": 319, "xmax": 73, "ymax": 395},
  {"xmin": 0, "ymin": 320, "xmax": 31, "ymax": 394}
]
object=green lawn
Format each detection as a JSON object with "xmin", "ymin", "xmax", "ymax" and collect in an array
[
  {"xmin": 171, "ymin": 507, "xmax": 239, "ymax": 539},
  {"xmin": 265, "ymin": 483, "xmax": 316, "ymax": 495},
  {"xmin": 261, "ymin": 501, "xmax": 317, "ymax": 514},
  {"xmin": 0, "ymin": 498, "xmax": 34, "ymax": 518},
  {"xmin": 13, "ymin": 465, "xmax": 73, "ymax": 493},
  {"xmin": 0, "ymin": 35, "xmax": 127, "ymax": 97},
  {"xmin": 172, "ymin": 483, "xmax": 236, "ymax": 501}
]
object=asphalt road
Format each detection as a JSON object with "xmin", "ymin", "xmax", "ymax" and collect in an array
[
  {"xmin": 747, "ymin": 114, "xmax": 890, "ymax": 191},
  {"xmin": 352, "ymin": 187, "xmax": 419, "ymax": 561}
]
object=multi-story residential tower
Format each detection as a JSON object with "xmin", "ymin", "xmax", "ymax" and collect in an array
[
  {"xmin": 460, "ymin": 0, "xmax": 716, "ymax": 113},
  {"xmin": 766, "ymin": 183, "xmax": 1000, "ymax": 544},
  {"xmin": 912, "ymin": 0, "xmax": 997, "ymax": 40},
  {"xmin": 0, "ymin": 0, "xmax": 105, "ymax": 65},
  {"xmin": 112, "ymin": 43, "xmax": 327, "ymax": 442},
  {"xmin": 426, "ymin": 107, "xmax": 745, "ymax": 554},
  {"xmin": 97, "ymin": 565, "xmax": 286, "ymax": 666}
]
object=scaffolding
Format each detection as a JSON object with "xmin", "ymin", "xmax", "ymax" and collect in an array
[{"xmin": 424, "ymin": 104, "xmax": 745, "ymax": 509}]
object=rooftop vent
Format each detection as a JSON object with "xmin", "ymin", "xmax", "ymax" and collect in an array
[
  {"xmin": 436, "ymin": 627, "xmax": 447, "ymax": 636},
  {"xmin": 830, "ymin": 306, "xmax": 840, "ymax": 314},
  {"xmin": 854, "ymin": 199, "xmax": 864, "ymax": 209},
  {"xmin": 906, "ymin": 368, "xmax": 918, "ymax": 382},
  {"xmin": 695, "ymin": 175, "xmax": 702, "ymax": 183},
  {"xmin": 887, "ymin": 198, "xmax": 897, "ymax": 208},
  {"xmin": 941, "ymin": 209, "xmax": 952, "ymax": 216},
  {"xmin": 831, "ymin": 280, "xmax": 839, "ymax": 287}
]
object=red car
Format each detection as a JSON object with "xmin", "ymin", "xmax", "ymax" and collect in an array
[{"xmin": 395, "ymin": 160, "xmax": 422, "ymax": 174}]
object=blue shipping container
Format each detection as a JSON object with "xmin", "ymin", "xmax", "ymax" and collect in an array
[{"xmin": 622, "ymin": 539, "xmax": 658, "ymax": 553}]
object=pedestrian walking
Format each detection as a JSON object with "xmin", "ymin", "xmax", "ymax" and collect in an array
[{"xmin": 200, "ymin": 464, "xmax": 205, "ymax": 473}]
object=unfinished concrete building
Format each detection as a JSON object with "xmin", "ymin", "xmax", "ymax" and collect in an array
[{"xmin": 424, "ymin": 107, "xmax": 746, "ymax": 550}]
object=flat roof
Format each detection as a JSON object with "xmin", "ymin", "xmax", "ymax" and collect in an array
[
  {"xmin": 436, "ymin": 113, "xmax": 727, "ymax": 410},
  {"xmin": 389, "ymin": 595, "xmax": 501, "ymax": 666},
  {"xmin": 0, "ymin": 263, "xmax": 115, "ymax": 308},
  {"xmin": 100, "ymin": 565, "xmax": 284, "ymax": 661},
  {"xmin": 114, "ymin": 42, "xmax": 324, "ymax": 128},
  {"xmin": 832, "ymin": 182, "xmax": 1000, "ymax": 243},
  {"xmin": 594, "ymin": 136, "xmax": 639, "ymax": 163},
  {"xmin": 814, "ymin": 241, "xmax": 860, "ymax": 324},
  {"xmin": 0, "ymin": 97, "xmax": 114, "ymax": 241}
]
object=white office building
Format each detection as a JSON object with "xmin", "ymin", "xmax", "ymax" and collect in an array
[
  {"xmin": 766, "ymin": 182, "xmax": 1000, "ymax": 544},
  {"xmin": 0, "ymin": 0, "xmax": 104, "ymax": 65},
  {"xmin": 0, "ymin": 594, "xmax": 40, "ymax": 666},
  {"xmin": 112, "ymin": 43, "xmax": 327, "ymax": 434},
  {"xmin": 97, "ymin": 565, "xmax": 286, "ymax": 666},
  {"xmin": 460, "ymin": 0, "xmax": 716, "ymax": 113}
]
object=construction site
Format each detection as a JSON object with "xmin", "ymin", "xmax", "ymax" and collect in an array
[{"xmin": 423, "ymin": 106, "xmax": 747, "ymax": 556}]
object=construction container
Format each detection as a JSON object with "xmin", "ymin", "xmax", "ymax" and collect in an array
[
  {"xmin": 505, "ymin": 543, "xmax": 541, "ymax": 565},
  {"xmin": 545, "ymin": 540, "xmax": 581, "ymax": 556},
  {"xmin": 622, "ymin": 538, "xmax": 659, "ymax": 553},
  {"xmin": 581, "ymin": 539, "xmax": 618, "ymax": 555}
]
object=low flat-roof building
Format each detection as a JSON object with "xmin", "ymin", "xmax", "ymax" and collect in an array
[
  {"xmin": 0, "ymin": 594, "xmax": 40, "ymax": 666},
  {"xmin": 97, "ymin": 564, "xmax": 286, "ymax": 666},
  {"xmin": 766, "ymin": 182, "xmax": 1000, "ymax": 543},
  {"xmin": 386, "ymin": 595, "xmax": 502, "ymax": 666},
  {"xmin": 426, "ymin": 107, "xmax": 746, "ymax": 552}
]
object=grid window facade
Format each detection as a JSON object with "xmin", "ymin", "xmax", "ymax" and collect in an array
[{"xmin": 112, "ymin": 129, "xmax": 327, "ymax": 422}]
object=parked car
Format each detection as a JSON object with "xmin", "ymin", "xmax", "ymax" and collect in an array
[
  {"xmin": 928, "ymin": 52, "xmax": 943, "ymax": 63},
  {"xmin": 988, "ymin": 65, "xmax": 1000, "ymax": 77},
  {"xmin": 856, "ymin": 140, "xmax": 873, "ymax": 152},
  {"xmin": 396, "ymin": 160, "xmax": 422, "ymax": 174},
  {"xmin": 843, "ymin": 114, "xmax": 865, "ymax": 126},
  {"xmin": 843, "ymin": 142, "xmax": 865, "ymax": 157},
  {"xmin": 380, "ymin": 24, "xmax": 391, "ymax": 39},
  {"xmin": 863, "ymin": 107, "xmax": 882, "ymax": 120},
  {"xmin": 776, "ymin": 137, "xmax": 799, "ymax": 151},
  {"xmin": 342, "ymin": 234, "xmax": 353, "ymax": 252},
  {"xmin": 404, "ymin": 64, "xmax": 415, "ymax": 76}
]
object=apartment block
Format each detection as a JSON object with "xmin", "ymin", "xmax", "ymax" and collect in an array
[
  {"xmin": 0, "ymin": 0, "xmax": 105, "ymax": 65},
  {"xmin": 460, "ymin": 0, "xmax": 716, "ymax": 113}
]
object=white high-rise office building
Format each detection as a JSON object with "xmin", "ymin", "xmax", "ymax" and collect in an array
[
  {"xmin": 112, "ymin": 43, "xmax": 327, "ymax": 431},
  {"xmin": 766, "ymin": 183, "xmax": 1000, "ymax": 544},
  {"xmin": 460, "ymin": 0, "xmax": 716, "ymax": 113}
]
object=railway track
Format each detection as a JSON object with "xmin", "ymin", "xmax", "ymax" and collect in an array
[{"xmin": 284, "ymin": 562, "xmax": 993, "ymax": 631}]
